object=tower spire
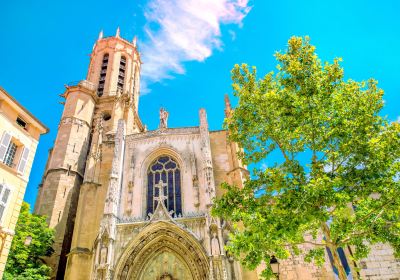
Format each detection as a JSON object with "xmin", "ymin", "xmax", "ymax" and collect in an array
[
  {"xmin": 132, "ymin": 36, "xmax": 137, "ymax": 47},
  {"xmin": 116, "ymin": 27, "xmax": 120, "ymax": 38}
]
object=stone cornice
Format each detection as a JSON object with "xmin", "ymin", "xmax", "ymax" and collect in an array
[
  {"xmin": 62, "ymin": 81, "xmax": 98, "ymax": 103},
  {"xmin": 117, "ymin": 212, "xmax": 206, "ymax": 226},
  {"xmin": 59, "ymin": 116, "xmax": 91, "ymax": 129},
  {"xmin": 67, "ymin": 247, "xmax": 92, "ymax": 257},
  {"xmin": 44, "ymin": 167, "xmax": 84, "ymax": 180},
  {"xmin": 94, "ymin": 36, "xmax": 142, "ymax": 64},
  {"xmin": 126, "ymin": 127, "xmax": 200, "ymax": 142}
]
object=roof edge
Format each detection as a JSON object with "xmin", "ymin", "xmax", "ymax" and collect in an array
[{"xmin": 0, "ymin": 86, "xmax": 49, "ymax": 134}]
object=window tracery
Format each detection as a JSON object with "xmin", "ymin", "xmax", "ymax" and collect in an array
[{"xmin": 146, "ymin": 156, "xmax": 182, "ymax": 216}]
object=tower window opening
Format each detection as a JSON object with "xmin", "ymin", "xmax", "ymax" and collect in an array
[
  {"xmin": 117, "ymin": 56, "xmax": 126, "ymax": 91},
  {"xmin": 97, "ymin": 53, "xmax": 109, "ymax": 97},
  {"xmin": 102, "ymin": 112, "xmax": 111, "ymax": 121}
]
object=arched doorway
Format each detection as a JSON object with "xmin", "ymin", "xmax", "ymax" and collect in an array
[
  {"xmin": 114, "ymin": 221, "xmax": 209, "ymax": 280},
  {"xmin": 139, "ymin": 249, "xmax": 193, "ymax": 279}
]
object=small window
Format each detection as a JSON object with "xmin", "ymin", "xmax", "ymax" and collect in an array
[
  {"xmin": 0, "ymin": 184, "xmax": 11, "ymax": 221},
  {"xmin": 16, "ymin": 117, "xmax": 27, "ymax": 129}
]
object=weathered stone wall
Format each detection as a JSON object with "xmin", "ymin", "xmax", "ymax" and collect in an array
[{"xmin": 359, "ymin": 243, "xmax": 400, "ymax": 280}]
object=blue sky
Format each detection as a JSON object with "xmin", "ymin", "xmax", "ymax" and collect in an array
[{"xmin": 0, "ymin": 0, "xmax": 399, "ymax": 207}]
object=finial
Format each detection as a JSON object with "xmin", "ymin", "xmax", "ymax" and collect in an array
[
  {"xmin": 199, "ymin": 108, "xmax": 208, "ymax": 129},
  {"xmin": 116, "ymin": 27, "xmax": 120, "ymax": 38},
  {"xmin": 224, "ymin": 94, "xmax": 232, "ymax": 118},
  {"xmin": 98, "ymin": 30, "xmax": 103, "ymax": 40},
  {"xmin": 132, "ymin": 36, "xmax": 137, "ymax": 47}
]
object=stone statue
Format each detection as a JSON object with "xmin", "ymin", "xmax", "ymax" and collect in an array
[
  {"xmin": 159, "ymin": 108, "xmax": 169, "ymax": 129},
  {"xmin": 121, "ymin": 265, "xmax": 129, "ymax": 280},
  {"xmin": 211, "ymin": 232, "xmax": 221, "ymax": 256},
  {"xmin": 100, "ymin": 244, "xmax": 108, "ymax": 264}
]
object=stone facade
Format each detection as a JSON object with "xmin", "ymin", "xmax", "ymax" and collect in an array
[
  {"xmin": 34, "ymin": 30, "xmax": 400, "ymax": 280},
  {"xmin": 0, "ymin": 87, "xmax": 48, "ymax": 278}
]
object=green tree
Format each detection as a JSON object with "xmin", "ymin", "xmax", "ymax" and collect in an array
[
  {"xmin": 4, "ymin": 202, "xmax": 54, "ymax": 280},
  {"xmin": 213, "ymin": 36, "xmax": 400, "ymax": 280}
]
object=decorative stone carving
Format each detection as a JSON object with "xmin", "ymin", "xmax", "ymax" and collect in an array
[
  {"xmin": 114, "ymin": 223, "xmax": 209, "ymax": 280},
  {"xmin": 148, "ymin": 180, "xmax": 174, "ymax": 222},
  {"xmin": 199, "ymin": 109, "xmax": 216, "ymax": 205}
]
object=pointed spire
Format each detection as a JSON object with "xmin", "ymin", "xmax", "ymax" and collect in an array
[
  {"xmin": 98, "ymin": 30, "xmax": 103, "ymax": 40},
  {"xmin": 132, "ymin": 36, "xmax": 137, "ymax": 47},
  {"xmin": 116, "ymin": 27, "xmax": 120, "ymax": 38},
  {"xmin": 224, "ymin": 94, "xmax": 232, "ymax": 118}
]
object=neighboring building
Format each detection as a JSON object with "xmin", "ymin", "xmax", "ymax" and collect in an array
[
  {"xmin": 34, "ymin": 29, "xmax": 400, "ymax": 280},
  {"xmin": 0, "ymin": 87, "xmax": 48, "ymax": 278}
]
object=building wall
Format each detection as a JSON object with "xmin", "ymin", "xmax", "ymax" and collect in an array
[
  {"xmin": 359, "ymin": 243, "xmax": 400, "ymax": 280},
  {"xmin": 0, "ymin": 88, "xmax": 47, "ymax": 279}
]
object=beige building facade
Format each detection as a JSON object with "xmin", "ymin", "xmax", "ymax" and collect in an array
[
  {"xmin": 0, "ymin": 87, "xmax": 48, "ymax": 278},
  {"xmin": 34, "ymin": 30, "xmax": 400, "ymax": 280}
]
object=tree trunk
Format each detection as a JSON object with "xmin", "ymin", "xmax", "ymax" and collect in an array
[
  {"xmin": 329, "ymin": 244, "xmax": 348, "ymax": 280},
  {"xmin": 321, "ymin": 223, "xmax": 348, "ymax": 280}
]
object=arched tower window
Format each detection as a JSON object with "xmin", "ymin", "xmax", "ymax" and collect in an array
[
  {"xmin": 117, "ymin": 55, "xmax": 126, "ymax": 91},
  {"xmin": 97, "ymin": 53, "xmax": 109, "ymax": 97},
  {"xmin": 146, "ymin": 156, "xmax": 182, "ymax": 216}
]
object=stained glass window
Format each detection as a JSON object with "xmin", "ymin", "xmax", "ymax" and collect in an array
[{"xmin": 146, "ymin": 156, "xmax": 182, "ymax": 217}]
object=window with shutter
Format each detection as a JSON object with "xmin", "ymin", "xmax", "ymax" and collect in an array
[
  {"xmin": 0, "ymin": 132, "xmax": 12, "ymax": 161},
  {"xmin": 17, "ymin": 147, "xmax": 30, "ymax": 175},
  {"xmin": 0, "ymin": 184, "xmax": 11, "ymax": 221},
  {"xmin": 4, "ymin": 142, "xmax": 17, "ymax": 167}
]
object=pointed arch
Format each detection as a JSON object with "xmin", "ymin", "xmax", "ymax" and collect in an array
[
  {"xmin": 114, "ymin": 221, "xmax": 209, "ymax": 280},
  {"xmin": 139, "ymin": 146, "xmax": 185, "ymax": 218}
]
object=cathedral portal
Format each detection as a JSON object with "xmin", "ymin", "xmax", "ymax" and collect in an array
[{"xmin": 114, "ymin": 221, "xmax": 209, "ymax": 280}]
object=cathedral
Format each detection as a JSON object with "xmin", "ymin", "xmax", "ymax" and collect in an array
[
  {"xmin": 33, "ymin": 29, "xmax": 256, "ymax": 280},
  {"xmin": 34, "ymin": 29, "xmax": 400, "ymax": 280}
]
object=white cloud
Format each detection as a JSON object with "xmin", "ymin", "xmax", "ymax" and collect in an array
[{"xmin": 139, "ymin": 0, "xmax": 251, "ymax": 93}]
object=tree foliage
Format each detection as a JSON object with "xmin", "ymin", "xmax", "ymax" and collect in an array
[
  {"xmin": 4, "ymin": 202, "xmax": 54, "ymax": 280},
  {"xmin": 213, "ymin": 36, "xmax": 400, "ymax": 280}
]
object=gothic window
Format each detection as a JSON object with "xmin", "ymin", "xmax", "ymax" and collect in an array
[
  {"xmin": 117, "ymin": 56, "xmax": 126, "ymax": 91},
  {"xmin": 97, "ymin": 53, "xmax": 109, "ymax": 97},
  {"xmin": 146, "ymin": 156, "xmax": 182, "ymax": 216}
]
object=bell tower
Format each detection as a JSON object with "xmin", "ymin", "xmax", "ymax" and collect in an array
[
  {"xmin": 87, "ymin": 27, "xmax": 142, "ymax": 134},
  {"xmin": 34, "ymin": 28, "xmax": 143, "ymax": 279}
]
